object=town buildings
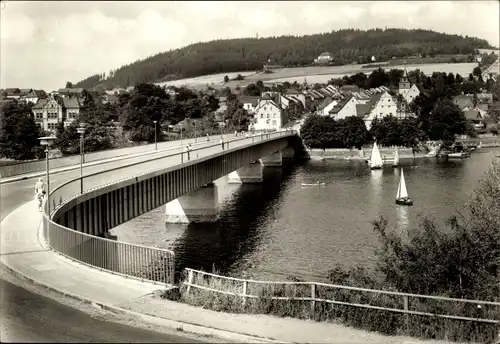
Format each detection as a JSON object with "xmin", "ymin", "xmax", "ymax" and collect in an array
[{"xmin": 32, "ymin": 93, "xmax": 81, "ymax": 133}]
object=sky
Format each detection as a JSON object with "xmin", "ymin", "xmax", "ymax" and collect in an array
[{"xmin": 1, "ymin": 1, "xmax": 499, "ymax": 91}]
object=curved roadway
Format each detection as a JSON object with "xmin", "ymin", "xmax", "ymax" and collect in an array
[{"xmin": 0, "ymin": 135, "xmax": 245, "ymax": 343}]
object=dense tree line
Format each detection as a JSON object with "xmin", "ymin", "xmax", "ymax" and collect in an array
[
  {"xmin": 73, "ymin": 28, "xmax": 491, "ymax": 90},
  {"xmin": 0, "ymin": 101, "xmax": 46, "ymax": 160}
]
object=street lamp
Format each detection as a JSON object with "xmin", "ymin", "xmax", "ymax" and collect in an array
[
  {"xmin": 194, "ymin": 121, "xmax": 197, "ymax": 143},
  {"xmin": 153, "ymin": 120, "xmax": 158, "ymax": 150},
  {"xmin": 38, "ymin": 135, "xmax": 57, "ymax": 215},
  {"xmin": 77, "ymin": 123, "xmax": 87, "ymax": 194}
]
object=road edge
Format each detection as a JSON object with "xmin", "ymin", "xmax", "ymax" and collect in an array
[{"xmin": 1, "ymin": 260, "xmax": 284, "ymax": 344}]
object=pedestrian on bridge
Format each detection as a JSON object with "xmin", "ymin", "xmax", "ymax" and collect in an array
[
  {"xmin": 34, "ymin": 177, "xmax": 44, "ymax": 195},
  {"xmin": 187, "ymin": 144, "xmax": 192, "ymax": 161},
  {"xmin": 37, "ymin": 190, "xmax": 46, "ymax": 212},
  {"xmin": 220, "ymin": 137, "xmax": 225, "ymax": 150},
  {"xmin": 206, "ymin": 133, "xmax": 210, "ymax": 141}
]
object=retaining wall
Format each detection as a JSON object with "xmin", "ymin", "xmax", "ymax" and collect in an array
[{"xmin": 306, "ymin": 147, "xmax": 415, "ymax": 160}]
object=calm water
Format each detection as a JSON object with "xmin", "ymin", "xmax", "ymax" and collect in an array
[{"xmin": 111, "ymin": 148, "xmax": 498, "ymax": 282}]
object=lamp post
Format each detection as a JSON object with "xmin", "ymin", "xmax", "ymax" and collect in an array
[
  {"xmin": 153, "ymin": 120, "xmax": 158, "ymax": 150},
  {"xmin": 77, "ymin": 123, "xmax": 87, "ymax": 194},
  {"xmin": 194, "ymin": 121, "xmax": 197, "ymax": 143},
  {"xmin": 38, "ymin": 136, "xmax": 57, "ymax": 215}
]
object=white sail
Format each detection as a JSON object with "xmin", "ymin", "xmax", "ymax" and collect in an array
[
  {"xmin": 396, "ymin": 168, "xmax": 409, "ymax": 199},
  {"xmin": 393, "ymin": 149, "xmax": 400, "ymax": 166},
  {"xmin": 370, "ymin": 142, "xmax": 383, "ymax": 168}
]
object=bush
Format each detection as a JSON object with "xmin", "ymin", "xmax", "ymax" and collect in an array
[{"xmin": 175, "ymin": 268, "xmax": 499, "ymax": 342}]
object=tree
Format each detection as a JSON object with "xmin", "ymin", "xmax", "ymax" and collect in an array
[
  {"xmin": 120, "ymin": 83, "xmax": 171, "ymax": 142},
  {"xmin": 369, "ymin": 116, "xmax": 402, "ymax": 147},
  {"xmin": 72, "ymin": 29, "xmax": 491, "ymax": 90},
  {"xmin": 232, "ymin": 108, "xmax": 250, "ymax": 131},
  {"xmin": 65, "ymin": 81, "xmax": 73, "ymax": 88},
  {"xmin": 472, "ymin": 66, "xmax": 482, "ymax": 78},
  {"xmin": 0, "ymin": 101, "xmax": 43, "ymax": 160},
  {"xmin": 336, "ymin": 116, "xmax": 369, "ymax": 149},
  {"xmin": 427, "ymin": 99, "xmax": 467, "ymax": 146},
  {"xmin": 243, "ymin": 83, "xmax": 261, "ymax": 96}
]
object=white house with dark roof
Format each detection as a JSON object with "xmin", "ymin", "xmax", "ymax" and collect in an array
[
  {"xmin": 251, "ymin": 99, "xmax": 288, "ymax": 131},
  {"xmin": 358, "ymin": 91, "xmax": 401, "ymax": 130},
  {"xmin": 328, "ymin": 95, "xmax": 361, "ymax": 119},
  {"xmin": 314, "ymin": 52, "xmax": 333, "ymax": 64},
  {"xmin": 239, "ymin": 96, "xmax": 260, "ymax": 114}
]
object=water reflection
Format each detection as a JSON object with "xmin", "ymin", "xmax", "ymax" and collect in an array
[
  {"xmin": 395, "ymin": 205, "xmax": 410, "ymax": 234},
  {"xmin": 172, "ymin": 164, "xmax": 297, "ymax": 277}
]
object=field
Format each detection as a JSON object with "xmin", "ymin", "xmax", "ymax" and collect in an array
[{"xmin": 155, "ymin": 62, "xmax": 478, "ymax": 90}]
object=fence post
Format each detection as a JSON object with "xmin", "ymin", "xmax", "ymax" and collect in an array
[
  {"xmin": 242, "ymin": 280, "xmax": 247, "ymax": 308},
  {"xmin": 186, "ymin": 269, "xmax": 194, "ymax": 296},
  {"xmin": 310, "ymin": 284, "xmax": 316, "ymax": 316},
  {"xmin": 403, "ymin": 295, "xmax": 409, "ymax": 333}
]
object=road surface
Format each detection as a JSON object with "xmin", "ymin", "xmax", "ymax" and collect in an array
[
  {"xmin": 0, "ymin": 137, "xmax": 252, "ymax": 342},
  {"xmin": 0, "ymin": 265, "xmax": 212, "ymax": 343}
]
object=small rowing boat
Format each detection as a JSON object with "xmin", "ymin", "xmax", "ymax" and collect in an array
[{"xmin": 302, "ymin": 182, "xmax": 326, "ymax": 187}]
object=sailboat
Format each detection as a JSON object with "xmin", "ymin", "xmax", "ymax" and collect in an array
[
  {"xmin": 369, "ymin": 142, "xmax": 383, "ymax": 170},
  {"xmin": 395, "ymin": 168, "xmax": 413, "ymax": 206},
  {"xmin": 392, "ymin": 149, "xmax": 400, "ymax": 167}
]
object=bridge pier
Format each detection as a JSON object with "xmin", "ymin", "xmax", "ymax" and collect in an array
[
  {"xmin": 282, "ymin": 146, "xmax": 295, "ymax": 161},
  {"xmin": 260, "ymin": 151, "xmax": 282, "ymax": 167},
  {"xmin": 227, "ymin": 161, "xmax": 263, "ymax": 183},
  {"xmin": 165, "ymin": 182, "xmax": 219, "ymax": 223}
]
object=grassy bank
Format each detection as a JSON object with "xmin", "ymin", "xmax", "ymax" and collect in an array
[{"xmin": 163, "ymin": 270, "xmax": 499, "ymax": 343}]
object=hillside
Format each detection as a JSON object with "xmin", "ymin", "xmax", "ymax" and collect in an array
[{"xmin": 73, "ymin": 28, "xmax": 492, "ymax": 90}]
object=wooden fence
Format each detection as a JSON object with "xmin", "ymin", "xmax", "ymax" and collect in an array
[{"xmin": 183, "ymin": 268, "xmax": 500, "ymax": 325}]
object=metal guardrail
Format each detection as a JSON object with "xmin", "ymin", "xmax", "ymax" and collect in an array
[
  {"xmin": 184, "ymin": 268, "xmax": 500, "ymax": 325},
  {"xmin": 0, "ymin": 132, "xmax": 238, "ymax": 178},
  {"xmin": 42, "ymin": 130, "xmax": 297, "ymax": 286}
]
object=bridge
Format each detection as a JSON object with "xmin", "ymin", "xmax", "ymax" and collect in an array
[{"xmin": 42, "ymin": 130, "xmax": 299, "ymax": 286}]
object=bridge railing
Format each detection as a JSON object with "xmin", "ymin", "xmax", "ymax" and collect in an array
[
  {"xmin": 183, "ymin": 268, "xmax": 500, "ymax": 327},
  {"xmin": 43, "ymin": 130, "xmax": 297, "ymax": 286}
]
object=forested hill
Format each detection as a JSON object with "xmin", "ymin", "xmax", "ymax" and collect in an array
[{"xmin": 74, "ymin": 28, "xmax": 492, "ymax": 90}]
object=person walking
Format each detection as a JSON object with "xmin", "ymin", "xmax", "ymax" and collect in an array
[
  {"xmin": 187, "ymin": 143, "xmax": 192, "ymax": 160},
  {"xmin": 37, "ymin": 190, "xmax": 46, "ymax": 212},
  {"xmin": 35, "ymin": 178, "xmax": 44, "ymax": 195},
  {"xmin": 220, "ymin": 137, "xmax": 225, "ymax": 150}
]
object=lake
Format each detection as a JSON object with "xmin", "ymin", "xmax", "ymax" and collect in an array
[{"xmin": 111, "ymin": 148, "xmax": 498, "ymax": 282}]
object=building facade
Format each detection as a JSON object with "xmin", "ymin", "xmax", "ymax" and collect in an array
[
  {"xmin": 251, "ymin": 99, "xmax": 288, "ymax": 131},
  {"xmin": 32, "ymin": 96, "xmax": 65, "ymax": 132}
]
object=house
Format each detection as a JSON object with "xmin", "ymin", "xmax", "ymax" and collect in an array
[
  {"xmin": 453, "ymin": 95, "xmax": 475, "ymax": 110},
  {"xmin": 314, "ymin": 52, "xmax": 333, "ymax": 64},
  {"xmin": 4, "ymin": 88, "xmax": 21, "ymax": 100},
  {"xmin": 398, "ymin": 68, "xmax": 420, "ymax": 104},
  {"xmin": 102, "ymin": 93, "xmax": 119, "ymax": 105},
  {"xmin": 57, "ymin": 88, "xmax": 84, "ymax": 99},
  {"xmin": 283, "ymin": 89, "xmax": 306, "ymax": 108},
  {"xmin": 20, "ymin": 90, "xmax": 39, "ymax": 104},
  {"xmin": 482, "ymin": 58, "xmax": 499, "ymax": 81},
  {"xmin": 251, "ymin": 99, "xmax": 288, "ymax": 131},
  {"xmin": 62, "ymin": 97, "xmax": 81, "ymax": 127},
  {"xmin": 358, "ymin": 91, "xmax": 400, "ymax": 130},
  {"xmin": 477, "ymin": 93, "xmax": 493, "ymax": 104},
  {"xmin": 464, "ymin": 109, "xmax": 485, "ymax": 129},
  {"xmin": 329, "ymin": 95, "xmax": 361, "ymax": 119},
  {"xmin": 32, "ymin": 96, "xmax": 65, "ymax": 132},
  {"xmin": 316, "ymin": 97, "xmax": 338, "ymax": 116},
  {"xmin": 351, "ymin": 92, "xmax": 371, "ymax": 104},
  {"xmin": 239, "ymin": 96, "xmax": 260, "ymax": 114},
  {"xmin": 339, "ymin": 85, "xmax": 360, "ymax": 95}
]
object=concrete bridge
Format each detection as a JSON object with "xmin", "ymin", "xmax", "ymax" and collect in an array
[{"xmin": 43, "ymin": 130, "xmax": 299, "ymax": 285}]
